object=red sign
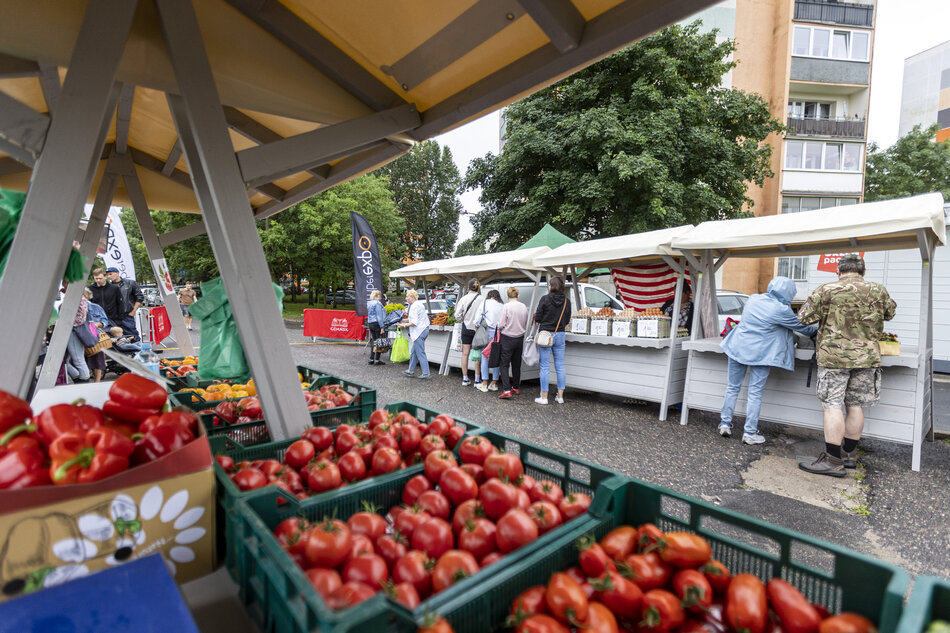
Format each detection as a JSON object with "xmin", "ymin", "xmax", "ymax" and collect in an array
[
  {"xmin": 303, "ymin": 309, "xmax": 367, "ymax": 340},
  {"xmin": 150, "ymin": 306, "xmax": 172, "ymax": 343},
  {"xmin": 817, "ymin": 252, "xmax": 865, "ymax": 274}
]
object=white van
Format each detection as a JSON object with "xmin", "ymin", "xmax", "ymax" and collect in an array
[{"xmin": 481, "ymin": 281, "xmax": 624, "ymax": 314}]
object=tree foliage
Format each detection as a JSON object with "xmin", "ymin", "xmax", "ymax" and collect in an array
[
  {"xmin": 256, "ymin": 174, "xmax": 405, "ymax": 304},
  {"xmin": 864, "ymin": 124, "xmax": 950, "ymax": 202},
  {"xmin": 463, "ymin": 21, "xmax": 784, "ymax": 251},
  {"xmin": 375, "ymin": 141, "xmax": 462, "ymax": 261},
  {"xmin": 120, "ymin": 208, "xmax": 218, "ymax": 284}
]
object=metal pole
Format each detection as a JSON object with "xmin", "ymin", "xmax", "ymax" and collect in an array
[
  {"xmin": 156, "ymin": 0, "xmax": 309, "ymax": 440},
  {"xmin": 0, "ymin": 0, "xmax": 138, "ymax": 396},
  {"xmin": 35, "ymin": 171, "xmax": 119, "ymax": 390},
  {"xmin": 119, "ymin": 153, "xmax": 196, "ymax": 356}
]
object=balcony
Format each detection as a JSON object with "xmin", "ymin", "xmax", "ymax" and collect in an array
[
  {"xmin": 794, "ymin": 0, "xmax": 874, "ymax": 28},
  {"xmin": 786, "ymin": 116, "xmax": 866, "ymax": 139},
  {"xmin": 790, "ymin": 57, "xmax": 869, "ymax": 85}
]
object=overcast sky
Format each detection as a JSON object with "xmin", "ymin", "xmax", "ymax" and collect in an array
[{"xmin": 435, "ymin": 1, "xmax": 949, "ymax": 247}]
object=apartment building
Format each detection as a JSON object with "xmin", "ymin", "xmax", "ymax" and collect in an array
[{"xmin": 899, "ymin": 40, "xmax": 950, "ymax": 143}]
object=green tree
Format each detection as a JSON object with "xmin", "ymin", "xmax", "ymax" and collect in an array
[
  {"xmin": 463, "ymin": 21, "xmax": 784, "ymax": 251},
  {"xmin": 454, "ymin": 236, "xmax": 486, "ymax": 257},
  {"xmin": 119, "ymin": 208, "xmax": 218, "ymax": 284},
  {"xmin": 375, "ymin": 140, "xmax": 462, "ymax": 261},
  {"xmin": 865, "ymin": 124, "xmax": 950, "ymax": 202},
  {"xmin": 256, "ymin": 174, "xmax": 405, "ymax": 305}
]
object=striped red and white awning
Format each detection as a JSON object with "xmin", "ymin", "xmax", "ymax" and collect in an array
[{"xmin": 611, "ymin": 261, "xmax": 689, "ymax": 310}]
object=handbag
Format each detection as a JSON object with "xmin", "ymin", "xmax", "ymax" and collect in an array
[
  {"xmin": 471, "ymin": 302, "xmax": 489, "ymax": 349},
  {"xmin": 390, "ymin": 333, "xmax": 410, "ymax": 363},
  {"xmin": 73, "ymin": 322, "xmax": 98, "ymax": 347},
  {"xmin": 373, "ymin": 337, "xmax": 393, "ymax": 354},
  {"xmin": 522, "ymin": 324, "xmax": 540, "ymax": 367},
  {"xmin": 84, "ymin": 329, "xmax": 113, "ymax": 356},
  {"xmin": 536, "ymin": 297, "xmax": 567, "ymax": 348}
]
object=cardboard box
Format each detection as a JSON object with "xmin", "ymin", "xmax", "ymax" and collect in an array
[
  {"xmin": 0, "ymin": 383, "xmax": 217, "ymax": 599},
  {"xmin": 879, "ymin": 341, "xmax": 900, "ymax": 356}
]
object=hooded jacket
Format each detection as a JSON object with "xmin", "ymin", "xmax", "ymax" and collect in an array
[{"xmin": 720, "ymin": 277, "xmax": 818, "ymax": 371}]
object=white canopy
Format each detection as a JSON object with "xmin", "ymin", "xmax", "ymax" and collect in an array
[
  {"xmin": 390, "ymin": 246, "xmax": 551, "ymax": 281},
  {"xmin": 671, "ymin": 193, "xmax": 947, "ymax": 257},
  {"xmin": 532, "ymin": 225, "xmax": 694, "ymax": 268}
]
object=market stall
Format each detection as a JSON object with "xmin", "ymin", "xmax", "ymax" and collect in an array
[
  {"xmin": 390, "ymin": 247, "xmax": 551, "ymax": 376},
  {"xmin": 671, "ymin": 192, "xmax": 946, "ymax": 471},
  {"xmin": 531, "ymin": 225, "xmax": 695, "ymax": 421}
]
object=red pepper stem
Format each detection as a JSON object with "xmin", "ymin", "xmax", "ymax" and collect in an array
[
  {"xmin": 0, "ymin": 424, "xmax": 33, "ymax": 446},
  {"xmin": 70, "ymin": 398, "xmax": 87, "ymax": 406},
  {"xmin": 53, "ymin": 447, "xmax": 96, "ymax": 482},
  {"xmin": 131, "ymin": 433, "xmax": 144, "ymax": 441}
]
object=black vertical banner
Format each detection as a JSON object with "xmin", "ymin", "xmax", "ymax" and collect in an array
[{"xmin": 350, "ymin": 211, "xmax": 383, "ymax": 317}]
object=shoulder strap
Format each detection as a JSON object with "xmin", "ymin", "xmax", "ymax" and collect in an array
[{"xmin": 553, "ymin": 296, "xmax": 567, "ymax": 330}]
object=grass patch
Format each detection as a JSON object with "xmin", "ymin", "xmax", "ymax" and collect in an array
[
  {"xmin": 854, "ymin": 505, "xmax": 871, "ymax": 517},
  {"xmin": 282, "ymin": 297, "xmax": 356, "ymax": 318}
]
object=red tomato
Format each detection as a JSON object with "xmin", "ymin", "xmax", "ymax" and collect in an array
[
  {"xmin": 624, "ymin": 552, "xmax": 674, "ymax": 592},
  {"xmin": 305, "ymin": 518, "xmax": 352, "ymax": 569},
  {"xmin": 411, "ymin": 517, "xmax": 455, "ymax": 559},
  {"xmin": 426, "ymin": 416, "xmax": 451, "ymax": 437},
  {"xmin": 215, "ymin": 455, "xmax": 234, "ymax": 471},
  {"xmin": 516, "ymin": 614, "xmax": 570, "ymax": 633},
  {"xmin": 305, "ymin": 567, "xmax": 342, "ymax": 601},
  {"xmin": 657, "ymin": 532, "xmax": 712, "ymax": 568},
  {"xmin": 496, "ymin": 508, "xmax": 539, "ymax": 554},
  {"xmin": 545, "ymin": 572, "xmax": 589, "ymax": 626},
  {"xmin": 393, "ymin": 506, "xmax": 432, "ymax": 540},
  {"xmin": 417, "ymin": 490, "xmax": 452, "ymax": 520},
  {"xmin": 371, "ymin": 447, "xmax": 403, "ymax": 475},
  {"xmin": 590, "ymin": 569, "xmax": 643, "ymax": 619},
  {"xmin": 396, "ymin": 424, "xmax": 421, "ymax": 454},
  {"xmin": 233, "ymin": 468, "xmax": 268, "ymax": 491},
  {"xmin": 674, "ymin": 569, "xmax": 714, "ymax": 614},
  {"xmin": 818, "ymin": 613, "xmax": 876, "ymax": 633},
  {"xmin": 392, "ymin": 550, "xmax": 433, "ymax": 598},
  {"xmin": 345, "ymin": 534, "xmax": 375, "ymax": 564},
  {"xmin": 458, "ymin": 435, "xmax": 494, "ymax": 466},
  {"xmin": 419, "ymin": 434, "xmax": 446, "ymax": 457},
  {"xmin": 393, "ymin": 411, "xmax": 418, "ymax": 426},
  {"xmin": 374, "ymin": 434, "xmax": 399, "ymax": 452},
  {"xmin": 431, "ymin": 550, "xmax": 479, "ymax": 594},
  {"xmin": 375, "ymin": 532, "xmax": 409, "ymax": 569},
  {"xmin": 601, "ymin": 526, "xmax": 638, "ymax": 561},
  {"xmin": 517, "ymin": 474, "xmax": 537, "ymax": 493},
  {"xmin": 368, "ymin": 409, "xmax": 390, "ymax": 428},
  {"xmin": 511, "ymin": 585, "xmax": 548, "ymax": 617},
  {"xmin": 347, "ymin": 507, "xmax": 386, "ymax": 541},
  {"xmin": 342, "ymin": 553, "xmax": 388, "ymax": 590},
  {"xmin": 585, "ymin": 601, "xmax": 619, "ymax": 633},
  {"xmin": 445, "ymin": 426, "xmax": 465, "ymax": 448},
  {"xmin": 439, "ymin": 467, "xmax": 479, "ymax": 506},
  {"xmin": 457, "ymin": 517, "xmax": 497, "ymax": 560},
  {"xmin": 424, "ymin": 451, "xmax": 458, "ymax": 484},
  {"xmin": 527, "ymin": 501, "xmax": 562, "ymax": 535},
  {"xmin": 334, "ymin": 430, "xmax": 360, "ymax": 455},
  {"xmin": 558, "ymin": 493, "xmax": 591, "ymax": 521},
  {"xmin": 701, "ymin": 560, "xmax": 732, "ymax": 595},
  {"xmin": 481, "ymin": 551, "xmax": 503, "ymax": 567},
  {"xmin": 307, "ymin": 460, "xmax": 342, "ymax": 493},
  {"xmin": 452, "ymin": 499, "xmax": 486, "ymax": 534},
  {"xmin": 565, "ymin": 567, "xmax": 595, "ymax": 599},
  {"xmin": 419, "ymin": 615, "xmax": 455, "ymax": 633},
  {"xmin": 403, "ymin": 473, "xmax": 434, "ymax": 506},
  {"xmin": 479, "ymin": 478, "xmax": 520, "ymax": 520},
  {"xmin": 326, "ymin": 581, "xmax": 375, "ymax": 610},
  {"xmin": 725, "ymin": 574, "xmax": 768, "ymax": 633},
  {"xmin": 333, "ymin": 424, "xmax": 354, "ymax": 439},
  {"xmin": 516, "ymin": 488, "xmax": 532, "ymax": 510},
  {"xmin": 528, "ymin": 479, "xmax": 564, "ymax": 506},
  {"xmin": 302, "ymin": 427, "xmax": 333, "ymax": 451},
  {"xmin": 337, "ymin": 451, "xmax": 367, "ymax": 482},
  {"xmin": 577, "ymin": 535, "xmax": 617, "ymax": 579},
  {"xmin": 636, "ymin": 523, "xmax": 665, "ymax": 552},
  {"xmin": 389, "ymin": 582, "xmax": 421, "ymax": 609},
  {"xmin": 372, "ymin": 423, "xmax": 394, "ymax": 439},
  {"xmin": 483, "ymin": 452, "xmax": 524, "ymax": 481},
  {"xmin": 258, "ymin": 459, "xmax": 283, "ymax": 477},
  {"xmin": 274, "ymin": 517, "xmax": 307, "ymax": 548},
  {"xmin": 642, "ymin": 589, "xmax": 686, "ymax": 631},
  {"xmin": 767, "ymin": 579, "xmax": 822, "ymax": 633},
  {"xmin": 283, "ymin": 439, "xmax": 315, "ymax": 470},
  {"xmin": 460, "ymin": 463, "xmax": 485, "ymax": 485},
  {"xmin": 351, "ymin": 441, "xmax": 374, "ymax": 467}
]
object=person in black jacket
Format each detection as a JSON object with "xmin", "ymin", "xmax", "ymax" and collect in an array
[
  {"xmin": 87, "ymin": 267, "xmax": 123, "ymax": 327},
  {"xmin": 533, "ymin": 276, "xmax": 570, "ymax": 405},
  {"xmin": 661, "ymin": 285, "xmax": 693, "ymax": 334},
  {"xmin": 108, "ymin": 266, "xmax": 145, "ymax": 341}
]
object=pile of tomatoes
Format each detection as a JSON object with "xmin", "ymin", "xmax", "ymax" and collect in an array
[
  {"xmin": 264, "ymin": 432, "xmax": 592, "ymax": 613},
  {"xmin": 503, "ymin": 523, "xmax": 878, "ymax": 633},
  {"xmin": 215, "ymin": 408, "xmax": 470, "ymax": 499}
]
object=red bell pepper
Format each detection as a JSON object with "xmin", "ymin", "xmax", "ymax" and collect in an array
[
  {"xmin": 212, "ymin": 401, "xmax": 240, "ymax": 424},
  {"xmin": 139, "ymin": 410, "xmax": 198, "ymax": 436},
  {"xmin": 49, "ymin": 427, "xmax": 134, "ymax": 485},
  {"xmin": 34, "ymin": 400, "xmax": 104, "ymax": 447},
  {"xmin": 0, "ymin": 443, "xmax": 49, "ymax": 489},
  {"xmin": 0, "ymin": 389, "xmax": 32, "ymax": 434},
  {"xmin": 102, "ymin": 399, "xmax": 161, "ymax": 425},
  {"xmin": 0, "ymin": 424, "xmax": 42, "ymax": 457},
  {"xmin": 109, "ymin": 373, "xmax": 168, "ymax": 410},
  {"xmin": 132, "ymin": 424, "xmax": 194, "ymax": 464}
]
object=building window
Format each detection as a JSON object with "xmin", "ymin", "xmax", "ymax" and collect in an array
[
  {"xmin": 789, "ymin": 101, "xmax": 833, "ymax": 119},
  {"xmin": 785, "ymin": 140, "xmax": 863, "ymax": 171},
  {"xmin": 791, "ymin": 26, "xmax": 870, "ymax": 62},
  {"xmin": 777, "ymin": 256, "xmax": 809, "ymax": 281},
  {"xmin": 781, "ymin": 196, "xmax": 860, "ymax": 213}
]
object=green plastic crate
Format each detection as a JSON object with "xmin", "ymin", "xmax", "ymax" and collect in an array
[
  {"xmin": 417, "ymin": 476, "xmax": 911, "ymax": 633},
  {"xmin": 212, "ymin": 405, "xmax": 482, "ymax": 581},
  {"xmin": 897, "ymin": 576, "xmax": 950, "ymax": 633},
  {"xmin": 233, "ymin": 428, "xmax": 622, "ymax": 633}
]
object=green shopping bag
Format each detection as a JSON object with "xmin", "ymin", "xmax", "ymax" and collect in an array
[{"xmin": 390, "ymin": 333, "xmax": 410, "ymax": 363}]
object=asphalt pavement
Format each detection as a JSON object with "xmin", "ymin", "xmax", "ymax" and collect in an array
[{"xmin": 284, "ymin": 322, "xmax": 950, "ymax": 581}]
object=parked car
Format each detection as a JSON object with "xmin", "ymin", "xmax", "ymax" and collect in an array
[
  {"xmin": 324, "ymin": 290, "xmax": 356, "ymax": 305},
  {"xmin": 716, "ymin": 290, "xmax": 749, "ymax": 333},
  {"xmin": 424, "ymin": 299, "xmax": 449, "ymax": 314},
  {"xmin": 482, "ymin": 281, "xmax": 624, "ymax": 314},
  {"xmin": 141, "ymin": 287, "xmax": 162, "ymax": 307}
]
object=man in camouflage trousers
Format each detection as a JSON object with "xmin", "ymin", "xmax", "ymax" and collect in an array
[{"xmin": 796, "ymin": 254, "xmax": 896, "ymax": 477}]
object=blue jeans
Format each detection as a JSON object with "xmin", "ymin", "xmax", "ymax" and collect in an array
[
  {"xmin": 408, "ymin": 328, "xmax": 429, "ymax": 374},
  {"xmin": 121, "ymin": 315, "xmax": 140, "ymax": 342},
  {"xmin": 538, "ymin": 331, "xmax": 566, "ymax": 393},
  {"xmin": 65, "ymin": 331, "xmax": 91, "ymax": 380},
  {"xmin": 720, "ymin": 357, "xmax": 771, "ymax": 435},
  {"xmin": 480, "ymin": 327, "xmax": 500, "ymax": 382}
]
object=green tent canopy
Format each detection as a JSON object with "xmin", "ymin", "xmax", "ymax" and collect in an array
[{"xmin": 519, "ymin": 224, "xmax": 608, "ymax": 275}]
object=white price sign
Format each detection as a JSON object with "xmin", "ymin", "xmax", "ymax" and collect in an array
[
  {"xmin": 611, "ymin": 320, "xmax": 630, "ymax": 337},
  {"xmin": 571, "ymin": 317, "xmax": 589, "ymax": 334},
  {"xmin": 590, "ymin": 319, "xmax": 609, "ymax": 336},
  {"xmin": 637, "ymin": 319, "xmax": 659, "ymax": 338}
]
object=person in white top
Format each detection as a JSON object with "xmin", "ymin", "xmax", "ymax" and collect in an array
[
  {"xmin": 397, "ymin": 289, "xmax": 432, "ymax": 379},
  {"xmin": 454, "ymin": 278, "xmax": 484, "ymax": 386},
  {"xmin": 474, "ymin": 289, "xmax": 504, "ymax": 393}
]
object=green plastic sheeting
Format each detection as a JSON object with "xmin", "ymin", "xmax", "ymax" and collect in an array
[{"xmin": 188, "ymin": 277, "xmax": 284, "ymax": 381}]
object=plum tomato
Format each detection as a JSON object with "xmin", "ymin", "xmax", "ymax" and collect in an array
[
  {"xmin": 402, "ymin": 473, "xmax": 434, "ymax": 506},
  {"xmin": 457, "ymin": 435, "xmax": 494, "ymax": 466},
  {"xmin": 431, "ymin": 550, "xmax": 479, "ymax": 594}
]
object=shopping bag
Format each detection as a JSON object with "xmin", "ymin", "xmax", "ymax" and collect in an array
[
  {"xmin": 390, "ymin": 334, "xmax": 410, "ymax": 363},
  {"xmin": 471, "ymin": 326, "xmax": 489, "ymax": 350},
  {"xmin": 450, "ymin": 323, "xmax": 463, "ymax": 352},
  {"xmin": 522, "ymin": 326, "xmax": 540, "ymax": 367},
  {"xmin": 469, "ymin": 348, "xmax": 481, "ymax": 362}
]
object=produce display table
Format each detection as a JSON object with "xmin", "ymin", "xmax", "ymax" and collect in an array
[
  {"xmin": 682, "ymin": 337, "xmax": 923, "ymax": 445},
  {"xmin": 423, "ymin": 324, "xmax": 541, "ymax": 381}
]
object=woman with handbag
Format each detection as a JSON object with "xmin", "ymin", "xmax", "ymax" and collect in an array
[
  {"xmin": 474, "ymin": 290, "xmax": 504, "ymax": 393},
  {"xmin": 454, "ymin": 278, "xmax": 484, "ymax": 386},
  {"xmin": 66, "ymin": 294, "xmax": 94, "ymax": 383},
  {"xmin": 496, "ymin": 287, "xmax": 529, "ymax": 399},
  {"xmin": 534, "ymin": 276, "xmax": 570, "ymax": 405},
  {"xmin": 366, "ymin": 290, "xmax": 387, "ymax": 366}
]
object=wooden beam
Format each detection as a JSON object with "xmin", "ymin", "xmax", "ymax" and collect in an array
[
  {"xmin": 128, "ymin": 145, "xmax": 195, "ymax": 192},
  {"xmin": 162, "ymin": 139, "xmax": 183, "ymax": 176},
  {"xmin": 224, "ymin": 106, "xmax": 325, "ymax": 182},
  {"xmin": 0, "ymin": 52, "xmax": 39, "ymax": 77},
  {"xmin": 0, "ymin": 92, "xmax": 50, "ymax": 164},
  {"xmin": 114, "ymin": 83, "xmax": 135, "ymax": 154},
  {"xmin": 516, "ymin": 0, "xmax": 585, "ymax": 52},
  {"xmin": 37, "ymin": 62, "xmax": 62, "ymax": 113}
]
